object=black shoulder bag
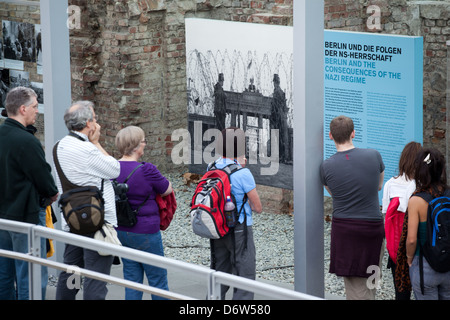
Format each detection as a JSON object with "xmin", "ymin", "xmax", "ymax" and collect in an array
[{"xmin": 113, "ymin": 164, "xmax": 150, "ymax": 227}]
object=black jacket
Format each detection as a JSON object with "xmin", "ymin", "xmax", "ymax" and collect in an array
[{"xmin": 0, "ymin": 118, "xmax": 58, "ymax": 224}]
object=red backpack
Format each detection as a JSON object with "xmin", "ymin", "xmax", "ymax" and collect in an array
[
  {"xmin": 190, "ymin": 163, "xmax": 240, "ymax": 239},
  {"xmin": 385, "ymin": 197, "xmax": 405, "ymax": 264}
]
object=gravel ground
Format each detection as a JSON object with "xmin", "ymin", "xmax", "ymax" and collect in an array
[{"xmin": 161, "ymin": 173, "xmax": 397, "ymax": 300}]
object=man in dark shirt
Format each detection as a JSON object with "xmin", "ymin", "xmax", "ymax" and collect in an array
[
  {"xmin": 0, "ymin": 87, "xmax": 58, "ymax": 300},
  {"xmin": 320, "ymin": 115, "xmax": 385, "ymax": 300}
]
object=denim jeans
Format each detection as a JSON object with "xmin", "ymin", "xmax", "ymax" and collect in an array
[
  {"xmin": 117, "ymin": 230, "xmax": 169, "ymax": 300},
  {"xmin": 409, "ymin": 255, "xmax": 450, "ymax": 300},
  {"xmin": 0, "ymin": 208, "xmax": 48, "ymax": 300}
]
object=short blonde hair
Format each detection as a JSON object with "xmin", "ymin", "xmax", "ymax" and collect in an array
[{"xmin": 115, "ymin": 126, "xmax": 145, "ymax": 156}]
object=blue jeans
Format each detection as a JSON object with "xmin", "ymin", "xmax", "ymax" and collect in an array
[
  {"xmin": 410, "ymin": 256, "xmax": 450, "ymax": 300},
  {"xmin": 117, "ymin": 230, "xmax": 169, "ymax": 300},
  {"xmin": 0, "ymin": 208, "xmax": 48, "ymax": 300}
]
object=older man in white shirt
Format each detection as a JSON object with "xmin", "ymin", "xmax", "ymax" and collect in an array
[{"xmin": 53, "ymin": 101, "xmax": 120, "ymax": 300}]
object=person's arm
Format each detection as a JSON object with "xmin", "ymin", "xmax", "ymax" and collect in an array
[
  {"xmin": 160, "ymin": 181, "xmax": 173, "ymax": 197},
  {"xmin": 378, "ymin": 170, "xmax": 385, "ymax": 191},
  {"xmin": 22, "ymin": 137, "xmax": 59, "ymax": 200},
  {"xmin": 406, "ymin": 196, "xmax": 427, "ymax": 266},
  {"xmin": 247, "ymin": 188, "xmax": 262, "ymax": 213}
]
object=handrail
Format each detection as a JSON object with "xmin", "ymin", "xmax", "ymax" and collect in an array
[
  {"xmin": 0, "ymin": 249, "xmax": 193, "ymax": 300},
  {"xmin": 0, "ymin": 218, "xmax": 321, "ymax": 300}
]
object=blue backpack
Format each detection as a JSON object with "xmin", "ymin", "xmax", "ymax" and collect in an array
[{"xmin": 418, "ymin": 192, "xmax": 450, "ymax": 293}]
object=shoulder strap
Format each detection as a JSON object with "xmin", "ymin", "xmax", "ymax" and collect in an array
[
  {"xmin": 124, "ymin": 163, "xmax": 144, "ymax": 183},
  {"xmin": 53, "ymin": 141, "xmax": 78, "ymax": 192},
  {"xmin": 68, "ymin": 131, "xmax": 86, "ymax": 141},
  {"xmin": 413, "ymin": 191, "xmax": 434, "ymax": 204},
  {"xmin": 123, "ymin": 163, "xmax": 148, "ymax": 213},
  {"xmin": 208, "ymin": 160, "xmax": 242, "ymax": 176},
  {"xmin": 225, "ymin": 163, "xmax": 241, "ymax": 176},
  {"xmin": 53, "ymin": 139, "xmax": 104, "ymax": 193}
]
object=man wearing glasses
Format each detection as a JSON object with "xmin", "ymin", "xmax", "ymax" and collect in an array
[
  {"xmin": 0, "ymin": 86, "xmax": 59, "ymax": 300},
  {"xmin": 53, "ymin": 100, "xmax": 120, "ymax": 300}
]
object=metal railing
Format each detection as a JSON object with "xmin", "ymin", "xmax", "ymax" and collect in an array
[{"xmin": 0, "ymin": 218, "xmax": 321, "ymax": 300}]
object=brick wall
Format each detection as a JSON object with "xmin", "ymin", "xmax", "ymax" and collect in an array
[
  {"xmin": 64, "ymin": 0, "xmax": 450, "ymax": 170},
  {"xmin": 3, "ymin": 0, "xmax": 450, "ymax": 213},
  {"xmin": 67, "ymin": 0, "xmax": 296, "ymax": 175}
]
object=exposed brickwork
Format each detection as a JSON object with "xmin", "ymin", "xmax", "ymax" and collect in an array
[
  {"xmin": 66, "ymin": 0, "xmax": 296, "ymax": 173},
  {"xmin": 2, "ymin": 0, "xmax": 450, "ymax": 213}
]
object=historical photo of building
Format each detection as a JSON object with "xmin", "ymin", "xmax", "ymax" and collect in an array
[{"xmin": 185, "ymin": 19, "xmax": 293, "ymax": 189}]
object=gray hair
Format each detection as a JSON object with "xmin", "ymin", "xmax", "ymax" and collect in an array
[
  {"xmin": 64, "ymin": 100, "xmax": 95, "ymax": 131},
  {"xmin": 5, "ymin": 86, "xmax": 37, "ymax": 116},
  {"xmin": 115, "ymin": 126, "xmax": 145, "ymax": 156}
]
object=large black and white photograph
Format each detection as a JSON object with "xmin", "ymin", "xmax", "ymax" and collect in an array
[{"xmin": 185, "ymin": 18, "xmax": 293, "ymax": 189}]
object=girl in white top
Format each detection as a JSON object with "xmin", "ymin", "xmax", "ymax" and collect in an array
[
  {"xmin": 382, "ymin": 141, "xmax": 422, "ymax": 300},
  {"xmin": 382, "ymin": 142, "xmax": 422, "ymax": 214}
]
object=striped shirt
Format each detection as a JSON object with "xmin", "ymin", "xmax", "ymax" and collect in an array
[{"xmin": 54, "ymin": 131, "xmax": 120, "ymax": 230}]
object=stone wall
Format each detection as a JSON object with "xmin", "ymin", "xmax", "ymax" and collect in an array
[{"xmin": 64, "ymin": 0, "xmax": 450, "ymax": 213}]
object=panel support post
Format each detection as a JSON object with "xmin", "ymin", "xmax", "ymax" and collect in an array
[
  {"xmin": 40, "ymin": 0, "xmax": 72, "ymax": 265},
  {"xmin": 40, "ymin": 0, "xmax": 71, "ymax": 157},
  {"xmin": 293, "ymin": 0, "xmax": 325, "ymax": 298}
]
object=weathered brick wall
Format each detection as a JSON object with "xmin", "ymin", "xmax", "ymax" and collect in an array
[
  {"xmin": 2, "ymin": 0, "xmax": 450, "ymax": 213},
  {"xmin": 67, "ymin": 0, "xmax": 295, "ymax": 174},
  {"xmin": 6, "ymin": 1, "xmax": 447, "ymax": 167},
  {"xmin": 417, "ymin": 2, "xmax": 450, "ymax": 154}
]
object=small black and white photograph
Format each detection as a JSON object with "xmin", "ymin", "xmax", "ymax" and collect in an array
[
  {"xmin": 2, "ymin": 20, "xmax": 36, "ymax": 63},
  {"xmin": 185, "ymin": 18, "xmax": 293, "ymax": 189},
  {"xmin": 0, "ymin": 38, "xmax": 4, "ymax": 68},
  {"xmin": 35, "ymin": 24, "xmax": 42, "ymax": 65},
  {"xmin": 35, "ymin": 24, "xmax": 42, "ymax": 74},
  {"xmin": 30, "ymin": 81, "xmax": 44, "ymax": 113},
  {"xmin": 0, "ymin": 68, "xmax": 10, "ymax": 112},
  {"xmin": 9, "ymin": 69, "xmax": 30, "ymax": 88}
]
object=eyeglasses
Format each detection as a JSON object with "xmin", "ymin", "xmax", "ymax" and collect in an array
[{"xmin": 26, "ymin": 103, "xmax": 39, "ymax": 110}]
